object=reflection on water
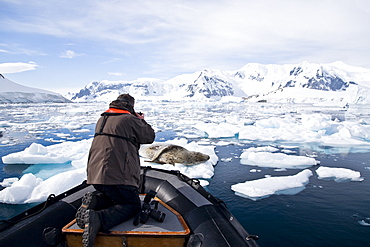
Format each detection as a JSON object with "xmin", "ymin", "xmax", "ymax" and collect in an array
[{"xmin": 2, "ymin": 164, "xmax": 31, "ymax": 177}]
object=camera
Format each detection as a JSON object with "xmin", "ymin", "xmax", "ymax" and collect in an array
[{"xmin": 133, "ymin": 190, "xmax": 166, "ymax": 226}]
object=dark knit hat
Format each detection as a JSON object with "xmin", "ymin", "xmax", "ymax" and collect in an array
[{"xmin": 117, "ymin": 94, "xmax": 135, "ymax": 106}]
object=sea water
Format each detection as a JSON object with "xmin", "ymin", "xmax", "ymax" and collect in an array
[
  {"xmin": 1, "ymin": 102, "xmax": 370, "ymax": 247},
  {"xmin": 208, "ymin": 145, "xmax": 370, "ymax": 247}
]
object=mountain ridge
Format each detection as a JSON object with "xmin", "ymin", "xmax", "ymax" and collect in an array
[
  {"xmin": 56, "ymin": 62, "xmax": 370, "ymax": 104},
  {"xmin": 0, "ymin": 76, "xmax": 70, "ymax": 103}
]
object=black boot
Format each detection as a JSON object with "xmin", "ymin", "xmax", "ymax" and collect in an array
[
  {"xmin": 82, "ymin": 210, "xmax": 101, "ymax": 247},
  {"xmin": 76, "ymin": 192, "xmax": 99, "ymax": 229}
]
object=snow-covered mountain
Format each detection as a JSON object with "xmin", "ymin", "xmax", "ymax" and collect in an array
[
  {"xmin": 0, "ymin": 75, "xmax": 70, "ymax": 103},
  {"xmin": 70, "ymin": 61, "xmax": 370, "ymax": 104}
]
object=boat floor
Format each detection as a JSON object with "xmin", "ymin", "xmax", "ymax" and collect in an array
[{"xmin": 62, "ymin": 195, "xmax": 190, "ymax": 247}]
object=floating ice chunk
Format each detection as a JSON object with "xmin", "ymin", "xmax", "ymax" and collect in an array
[
  {"xmin": 1, "ymin": 143, "xmax": 62, "ymax": 164},
  {"xmin": 281, "ymin": 149, "xmax": 297, "ymax": 154},
  {"xmin": 164, "ymin": 138, "xmax": 188, "ymax": 147},
  {"xmin": 180, "ymin": 161, "xmax": 215, "ymax": 179},
  {"xmin": 28, "ymin": 143, "xmax": 48, "ymax": 155},
  {"xmin": 1, "ymin": 136, "xmax": 216, "ymax": 203},
  {"xmin": 2, "ymin": 139, "xmax": 93, "ymax": 164},
  {"xmin": 339, "ymin": 121, "xmax": 370, "ymax": 141},
  {"xmin": 71, "ymin": 153, "xmax": 89, "ymax": 169},
  {"xmin": 55, "ymin": 133, "xmax": 71, "ymax": 138},
  {"xmin": 65, "ymin": 122, "xmax": 83, "ymax": 130},
  {"xmin": 0, "ymin": 168, "xmax": 86, "ymax": 204},
  {"xmin": 221, "ymin": 157, "xmax": 233, "ymax": 162},
  {"xmin": 25, "ymin": 168, "xmax": 86, "ymax": 203},
  {"xmin": 216, "ymin": 141, "xmax": 233, "ymax": 146},
  {"xmin": 45, "ymin": 138, "xmax": 65, "ymax": 143},
  {"xmin": 321, "ymin": 131, "xmax": 370, "ymax": 146},
  {"xmin": 199, "ymin": 180, "xmax": 209, "ymax": 187},
  {"xmin": 274, "ymin": 168, "xmax": 288, "ymax": 172},
  {"xmin": 193, "ymin": 122, "xmax": 238, "ymax": 138},
  {"xmin": 316, "ymin": 166, "xmax": 364, "ymax": 182},
  {"xmin": 240, "ymin": 151, "xmax": 317, "ymax": 169},
  {"xmin": 279, "ymin": 145, "xmax": 299, "ymax": 149},
  {"xmin": 300, "ymin": 114, "xmax": 333, "ymax": 131},
  {"xmin": 71, "ymin": 129, "xmax": 90, "ymax": 133},
  {"xmin": 180, "ymin": 133, "xmax": 202, "ymax": 139},
  {"xmin": 236, "ymin": 113, "xmax": 370, "ymax": 150},
  {"xmin": 0, "ymin": 177, "xmax": 19, "ymax": 187},
  {"xmin": 255, "ymin": 117, "xmax": 289, "ymax": 128},
  {"xmin": 0, "ymin": 173, "xmax": 42, "ymax": 204},
  {"xmin": 239, "ymin": 125, "xmax": 307, "ymax": 142},
  {"xmin": 249, "ymin": 169, "xmax": 261, "ymax": 173},
  {"xmin": 358, "ymin": 218, "xmax": 370, "ymax": 226},
  {"xmin": 243, "ymin": 146, "xmax": 279, "ymax": 153},
  {"xmin": 231, "ymin": 169, "xmax": 313, "ymax": 201}
]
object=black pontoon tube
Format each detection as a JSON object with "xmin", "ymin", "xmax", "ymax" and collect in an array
[
  {"xmin": 0, "ymin": 167, "xmax": 259, "ymax": 247},
  {"xmin": 139, "ymin": 167, "xmax": 259, "ymax": 247}
]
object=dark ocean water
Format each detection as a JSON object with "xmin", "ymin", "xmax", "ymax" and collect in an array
[
  {"xmin": 1, "ymin": 103, "xmax": 370, "ymax": 246},
  {"xmin": 209, "ymin": 144, "xmax": 370, "ymax": 247}
]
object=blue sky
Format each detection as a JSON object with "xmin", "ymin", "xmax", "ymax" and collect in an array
[{"xmin": 1, "ymin": 0, "xmax": 369, "ymax": 94}]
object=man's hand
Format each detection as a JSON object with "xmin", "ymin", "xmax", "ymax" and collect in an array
[{"xmin": 135, "ymin": 112, "xmax": 145, "ymax": 119}]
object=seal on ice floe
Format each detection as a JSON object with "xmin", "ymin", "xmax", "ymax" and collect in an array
[{"xmin": 140, "ymin": 143, "xmax": 210, "ymax": 166}]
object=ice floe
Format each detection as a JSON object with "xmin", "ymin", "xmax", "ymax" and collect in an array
[
  {"xmin": 316, "ymin": 166, "xmax": 364, "ymax": 182},
  {"xmin": 0, "ymin": 101, "xmax": 369, "ymax": 204},
  {"xmin": 231, "ymin": 169, "xmax": 313, "ymax": 201},
  {"xmin": 240, "ymin": 150, "xmax": 317, "ymax": 169},
  {"xmin": 0, "ymin": 138, "xmax": 217, "ymax": 204},
  {"xmin": 2, "ymin": 139, "xmax": 92, "ymax": 165}
]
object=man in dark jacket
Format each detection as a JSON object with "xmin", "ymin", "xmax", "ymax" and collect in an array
[{"xmin": 77, "ymin": 94, "xmax": 155, "ymax": 247}]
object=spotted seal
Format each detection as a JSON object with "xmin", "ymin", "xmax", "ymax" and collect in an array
[{"xmin": 140, "ymin": 143, "xmax": 210, "ymax": 166}]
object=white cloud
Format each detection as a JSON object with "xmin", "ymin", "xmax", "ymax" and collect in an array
[
  {"xmin": 60, "ymin": 50, "xmax": 83, "ymax": 59},
  {"xmin": 2, "ymin": 0, "xmax": 370, "ymax": 76},
  {"xmin": 0, "ymin": 62, "xmax": 39, "ymax": 74},
  {"xmin": 5, "ymin": 1, "xmax": 369, "ymax": 47}
]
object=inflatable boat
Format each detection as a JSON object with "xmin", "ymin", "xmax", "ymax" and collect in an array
[{"xmin": 0, "ymin": 167, "xmax": 259, "ymax": 246}]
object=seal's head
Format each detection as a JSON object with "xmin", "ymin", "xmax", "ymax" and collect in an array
[{"xmin": 186, "ymin": 151, "xmax": 210, "ymax": 165}]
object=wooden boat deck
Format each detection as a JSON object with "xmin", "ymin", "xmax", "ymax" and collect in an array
[{"xmin": 62, "ymin": 196, "xmax": 190, "ymax": 247}]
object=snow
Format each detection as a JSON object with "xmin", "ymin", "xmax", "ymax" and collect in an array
[
  {"xmin": 69, "ymin": 61, "xmax": 370, "ymax": 104},
  {"xmin": 0, "ymin": 99, "xmax": 368, "ymax": 204}
]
